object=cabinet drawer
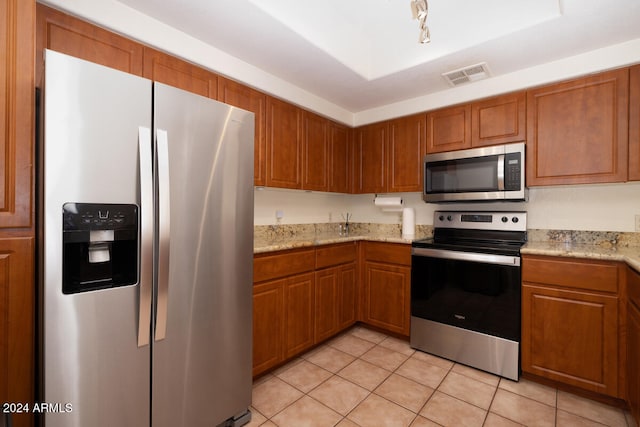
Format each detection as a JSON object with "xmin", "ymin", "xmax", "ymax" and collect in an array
[
  {"xmin": 522, "ymin": 255, "xmax": 619, "ymax": 293},
  {"xmin": 254, "ymin": 248, "xmax": 315, "ymax": 283},
  {"xmin": 316, "ymin": 242, "xmax": 357, "ymax": 269},
  {"xmin": 363, "ymin": 242, "xmax": 411, "ymax": 266}
]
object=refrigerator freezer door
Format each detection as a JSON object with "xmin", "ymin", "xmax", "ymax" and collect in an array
[
  {"xmin": 42, "ymin": 50, "xmax": 152, "ymax": 426},
  {"xmin": 151, "ymin": 83, "xmax": 254, "ymax": 427}
]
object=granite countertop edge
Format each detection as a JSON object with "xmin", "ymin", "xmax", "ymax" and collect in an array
[{"xmin": 254, "ymin": 234, "xmax": 640, "ymax": 273}]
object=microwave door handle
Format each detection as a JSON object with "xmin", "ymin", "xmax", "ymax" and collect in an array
[
  {"xmin": 137, "ymin": 126, "xmax": 153, "ymax": 348},
  {"xmin": 497, "ymin": 154, "xmax": 505, "ymax": 191},
  {"xmin": 155, "ymin": 129, "xmax": 170, "ymax": 342}
]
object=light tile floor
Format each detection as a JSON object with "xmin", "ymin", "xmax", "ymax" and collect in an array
[{"xmin": 249, "ymin": 326, "xmax": 637, "ymax": 427}]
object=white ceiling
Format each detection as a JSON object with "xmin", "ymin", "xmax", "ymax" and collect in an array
[{"xmin": 115, "ymin": 0, "xmax": 640, "ymax": 113}]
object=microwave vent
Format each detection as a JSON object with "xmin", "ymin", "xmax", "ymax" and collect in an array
[{"xmin": 442, "ymin": 62, "xmax": 491, "ymax": 87}]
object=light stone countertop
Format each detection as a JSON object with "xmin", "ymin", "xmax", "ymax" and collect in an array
[
  {"xmin": 253, "ymin": 223, "xmax": 640, "ymax": 274},
  {"xmin": 521, "ymin": 241, "xmax": 640, "ymax": 274}
]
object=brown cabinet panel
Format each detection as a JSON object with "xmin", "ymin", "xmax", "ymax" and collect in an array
[
  {"xmin": 217, "ymin": 77, "xmax": 267, "ymax": 186},
  {"xmin": 522, "ymin": 284, "xmax": 619, "ymax": 396},
  {"xmin": 329, "ymin": 123, "xmax": 351, "ymax": 193},
  {"xmin": 0, "ymin": 237, "xmax": 35, "ymax": 427},
  {"xmin": 630, "ymin": 65, "xmax": 640, "ymax": 181},
  {"xmin": 302, "ymin": 112, "xmax": 329, "ymax": 191},
  {"xmin": 426, "ymin": 104, "xmax": 471, "ymax": 153},
  {"xmin": 1, "ymin": 0, "xmax": 34, "ymax": 229},
  {"xmin": 36, "ymin": 4, "xmax": 143, "ymax": 81},
  {"xmin": 283, "ymin": 273, "xmax": 315, "ymax": 358},
  {"xmin": 522, "ymin": 256, "xmax": 619, "ymax": 293},
  {"xmin": 315, "ymin": 242, "xmax": 357, "ymax": 269},
  {"xmin": 266, "ymin": 97, "xmax": 302, "ymax": 188},
  {"xmin": 387, "ymin": 114, "xmax": 425, "ymax": 192},
  {"xmin": 253, "ymin": 248, "xmax": 315, "ymax": 283},
  {"xmin": 252, "ymin": 279, "xmax": 284, "ymax": 376},
  {"xmin": 354, "ymin": 122, "xmax": 387, "ymax": 193},
  {"xmin": 629, "ymin": 267, "xmax": 640, "ymax": 424},
  {"xmin": 142, "ymin": 47, "xmax": 217, "ymax": 98},
  {"xmin": 337, "ymin": 263, "xmax": 357, "ymax": 330},
  {"xmin": 471, "ymin": 92, "xmax": 526, "ymax": 147},
  {"xmin": 362, "ymin": 261, "xmax": 411, "ymax": 336},
  {"xmin": 526, "ymin": 69, "xmax": 629, "ymax": 185},
  {"xmin": 363, "ymin": 241, "xmax": 411, "ymax": 266},
  {"xmin": 315, "ymin": 268, "xmax": 339, "ymax": 342}
]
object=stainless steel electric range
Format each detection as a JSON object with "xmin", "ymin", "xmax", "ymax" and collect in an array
[{"xmin": 410, "ymin": 211, "xmax": 527, "ymax": 381}]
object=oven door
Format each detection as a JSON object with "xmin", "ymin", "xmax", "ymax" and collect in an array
[{"xmin": 411, "ymin": 247, "xmax": 521, "ymax": 342}]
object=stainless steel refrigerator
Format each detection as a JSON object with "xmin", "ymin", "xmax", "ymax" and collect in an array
[{"xmin": 39, "ymin": 49, "xmax": 254, "ymax": 427}]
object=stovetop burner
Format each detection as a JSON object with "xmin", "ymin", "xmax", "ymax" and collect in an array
[{"xmin": 412, "ymin": 211, "xmax": 527, "ymax": 256}]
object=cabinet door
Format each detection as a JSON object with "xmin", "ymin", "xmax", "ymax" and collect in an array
[
  {"xmin": 253, "ymin": 280, "xmax": 284, "ymax": 376},
  {"xmin": 2, "ymin": 0, "xmax": 33, "ymax": 229},
  {"xmin": 426, "ymin": 104, "xmax": 471, "ymax": 153},
  {"xmin": 630, "ymin": 65, "xmax": 640, "ymax": 181},
  {"xmin": 471, "ymin": 92, "xmax": 526, "ymax": 147},
  {"xmin": 526, "ymin": 69, "xmax": 629, "ymax": 186},
  {"xmin": 302, "ymin": 112, "xmax": 329, "ymax": 191},
  {"xmin": 142, "ymin": 47, "xmax": 217, "ymax": 99},
  {"xmin": 283, "ymin": 273, "xmax": 315, "ymax": 358},
  {"xmin": 266, "ymin": 97, "xmax": 302, "ymax": 189},
  {"xmin": 337, "ymin": 263, "xmax": 357, "ymax": 330},
  {"xmin": 315, "ymin": 267, "xmax": 338, "ymax": 342},
  {"xmin": 629, "ymin": 267, "xmax": 640, "ymax": 423},
  {"xmin": 387, "ymin": 114, "xmax": 425, "ymax": 192},
  {"xmin": 0, "ymin": 238, "xmax": 35, "ymax": 427},
  {"xmin": 36, "ymin": 4, "xmax": 144, "ymax": 81},
  {"xmin": 521, "ymin": 284, "xmax": 619, "ymax": 397},
  {"xmin": 355, "ymin": 122, "xmax": 387, "ymax": 193},
  {"xmin": 218, "ymin": 77, "xmax": 267, "ymax": 186},
  {"xmin": 329, "ymin": 123, "xmax": 351, "ymax": 193},
  {"xmin": 363, "ymin": 261, "xmax": 411, "ymax": 336}
]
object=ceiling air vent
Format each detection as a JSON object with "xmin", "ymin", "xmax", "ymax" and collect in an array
[{"xmin": 442, "ymin": 62, "xmax": 491, "ymax": 87}]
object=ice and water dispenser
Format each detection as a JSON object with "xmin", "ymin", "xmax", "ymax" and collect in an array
[{"xmin": 62, "ymin": 203, "xmax": 138, "ymax": 294}]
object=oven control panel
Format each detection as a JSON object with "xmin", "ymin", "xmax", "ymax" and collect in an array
[{"xmin": 434, "ymin": 211, "xmax": 527, "ymax": 232}]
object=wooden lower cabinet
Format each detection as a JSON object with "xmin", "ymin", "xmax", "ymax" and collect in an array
[
  {"xmin": 522, "ymin": 255, "xmax": 625, "ymax": 398},
  {"xmin": 628, "ymin": 267, "xmax": 640, "ymax": 424},
  {"xmin": 252, "ymin": 243, "xmax": 359, "ymax": 376},
  {"xmin": 361, "ymin": 242, "xmax": 411, "ymax": 336},
  {"xmin": 283, "ymin": 273, "xmax": 315, "ymax": 358},
  {"xmin": 252, "ymin": 279, "xmax": 284, "ymax": 376}
]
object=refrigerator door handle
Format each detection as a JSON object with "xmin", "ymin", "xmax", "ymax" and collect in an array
[
  {"xmin": 138, "ymin": 126, "xmax": 153, "ymax": 347},
  {"xmin": 155, "ymin": 129, "xmax": 171, "ymax": 341}
]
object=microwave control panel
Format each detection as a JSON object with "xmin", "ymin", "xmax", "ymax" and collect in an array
[{"xmin": 504, "ymin": 153, "xmax": 521, "ymax": 191}]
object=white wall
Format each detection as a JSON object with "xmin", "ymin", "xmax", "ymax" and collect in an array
[{"xmin": 255, "ymin": 182, "xmax": 640, "ymax": 232}]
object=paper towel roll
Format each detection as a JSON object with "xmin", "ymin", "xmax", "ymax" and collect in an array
[
  {"xmin": 374, "ymin": 196, "xmax": 403, "ymax": 212},
  {"xmin": 402, "ymin": 207, "xmax": 415, "ymax": 239}
]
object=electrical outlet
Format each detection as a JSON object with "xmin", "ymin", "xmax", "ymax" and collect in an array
[
  {"xmin": 275, "ymin": 210, "xmax": 284, "ymax": 220},
  {"xmin": 636, "ymin": 214, "xmax": 640, "ymax": 232}
]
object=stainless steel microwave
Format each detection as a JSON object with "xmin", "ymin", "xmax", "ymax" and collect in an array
[{"xmin": 423, "ymin": 142, "xmax": 527, "ymax": 203}]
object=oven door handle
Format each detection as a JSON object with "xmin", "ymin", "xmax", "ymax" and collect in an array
[{"xmin": 412, "ymin": 247, "xmax": 521, "ymax": 266}]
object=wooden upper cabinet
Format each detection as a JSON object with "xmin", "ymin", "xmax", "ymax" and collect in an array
[
  {"xmin": 36, "ymin": 4, "xmax": 143, "ymax": 83},
  {"xmin": 471, "ymin": 92, "xmax": 526, "ymax": 147},
  {"xmin": 329, "ymin": 122, "xmax": 351, "ymax": 193},
  {"xmin": 302, "ymin": 111, "xmax": 329, "ymax": 191},
  {"xmin": 1, "ymin": 0, "xmax": 34, "ymax": 229},
  {"xmin": 630, "ymin": 65, "xmax": 640, "ymax": 181},
  {"xmin": 266, "ymin": 97, "xmax": 302, "ymax": 189},
  {"xmin": 354, "ymin": 122, "xmax": 387, "ymax": 193},
  {"xmin": 426, "ymin": 104, "xmax": 471, "ymax": 153},
  {"xmin": 217, "ymin": 77, "xmax": 267, "ymax": 186},
  {"xmin": 526, "ymin": 69, "xmax": 629, "ymax": 186},
  {"xmin": 387, "ymin": 114, "xmax": 426, "ymax": 192},
  {"xmin": 142, "ymin": 48, "xmax": 217, "ymax": 99}
]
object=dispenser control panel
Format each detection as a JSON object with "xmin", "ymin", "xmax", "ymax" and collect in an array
[
  {"xmin": 63, "ymin": 203, "xmax": 137, "ymax": 231},
  {"xmin": 62, "ymin": 203, "xmax": 138, "ymax": 294}
]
